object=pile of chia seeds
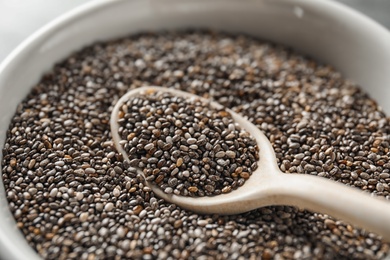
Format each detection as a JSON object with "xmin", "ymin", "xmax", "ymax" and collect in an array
[
  {"xmin": 2, "ymin": 31, "xmax": 390, "ymax": 259},
  {"xmin": 115, "ymin": 90, "xmax": 259, "ymax": 197}
]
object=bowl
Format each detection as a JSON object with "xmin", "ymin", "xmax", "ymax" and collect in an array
[{"xmin": 1, "ymin": 0, "xmax": 390, "ymax": 259}]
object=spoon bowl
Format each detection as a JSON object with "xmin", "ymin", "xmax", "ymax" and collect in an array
[{"xmin": 111, "ymin": 86, "xmax": 390, "ymax": 241}]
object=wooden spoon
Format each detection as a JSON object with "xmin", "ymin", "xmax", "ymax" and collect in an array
[{"xmin": 111, "ymin": 86, "xmax": 390, "ymax": 241}]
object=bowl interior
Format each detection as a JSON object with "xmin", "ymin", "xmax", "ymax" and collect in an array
[{"xmin": 0, "ymin": 0, "xmax": 389, "ymax": 259}]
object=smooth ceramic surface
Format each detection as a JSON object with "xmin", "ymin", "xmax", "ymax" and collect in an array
[
  {"xmin": 0, "ymin": 0, "xmax": 91, "ymax": 62},
  {"xmin": 0, "ymin": 0, "xmax": 390, "ymax": 259}
]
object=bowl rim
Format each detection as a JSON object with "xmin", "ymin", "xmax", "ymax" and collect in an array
[
  {"xmin": 1, "ymin": 0, "xmax": 390, "ymax": 75},
  {"xmin": 0, "ymin": 0, "xmax": 111, "ymax": 74}
]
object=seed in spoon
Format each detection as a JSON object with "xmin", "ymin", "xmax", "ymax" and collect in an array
[{"xmin": 115, "ymin": 90, "xmax": 260, "ymax": 197}]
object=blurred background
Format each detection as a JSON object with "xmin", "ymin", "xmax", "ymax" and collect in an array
[{"xmin": 0, "ymin": 0, "xmax": 389, "ymax": 62}]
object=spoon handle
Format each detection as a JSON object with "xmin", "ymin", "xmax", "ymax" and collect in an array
[{"xmin": 272, "ymin": 173, "xmax": 390, "ymax": 241}]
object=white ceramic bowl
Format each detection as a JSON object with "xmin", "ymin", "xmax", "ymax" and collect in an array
[{"xmin": 0, "ymin": 0, "xmax": 389, "ymax": 259}]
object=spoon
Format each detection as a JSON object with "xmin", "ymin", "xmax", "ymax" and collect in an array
[{"xmin": 111, "ymin": 86, "xmax": 390, "ymax": 241}]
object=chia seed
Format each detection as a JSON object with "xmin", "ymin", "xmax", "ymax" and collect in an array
[{"xmin": 1, "ymin": 30, "xmax": 390, "ymax": 259}]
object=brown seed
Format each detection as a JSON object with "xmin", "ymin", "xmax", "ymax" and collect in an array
[
  {"xmin": 9, "ymin": 158, "xmax": 16, "ymax": 167},
  {"xmin": 118, "ymin": 111, "xmax": 125, "ymax": 119},
  {"xmin": 235, "ymin": 167, "xmax": 243, "ymax": 174},
  {"xmin": 188, "ymin": 186, "xmax": 198, "ymax": 193},
  {"xmin": 174, "ymin": 219, "xmax": 183, "ymax": 228},
  {"xmin": 152, "ymin": 129, "xmax": 161, "ymax": 137},
  {"xmin": 143, "ymin": 247, "xmax": 153, "ymax": 254},
  {"xmin": 127, "ymin": 133, "xmax": 136, "ymax": 140},
  {"xmin": 133, "ymin": 205, "xmax": 143, "ymax": 215},
  {"xmin": 44, "ymin": 140, "xmax": 52, "ymax": 149},
  {"xmin": 176, "ymin": 158, "xmax": 183, "ymax": 167},
  {"xmin": 222, "ymin": 186, "xmax": 232, "ymax": 193},
  {"xmin": 33, "ymin": 228, "xmax": 40, "ymax": 235},
  {"xmin": 324, "ymin": 219, "xmax": 337, "ymax": 229},
  {"xmin": 373, "ymin": 139, "xmax": 382, "ymax": 147},
  {"xmin": 45, "ymin": 233, "xmax": 55, "ymax": 240},
  {"xmin": 63, "ymin": 213, "xmax": 75, "ymax": 222},
  {"xmin": 240, "ymin": 172, "xmax": 250, "ymax": 179},
  {"xmin": 28, "ymin": 159, "xmax": 36, "ymax": 169},
  {"xmin": 231, "ymin": 172, "xmax": 238, "ymax": 178},
  {"xmin": 155, "ymin": 175, "xmax": 164, "ymax": 184},
  {"xmin": 218, "ymin": 111, "xmax": 229, "ymax": 117}
]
